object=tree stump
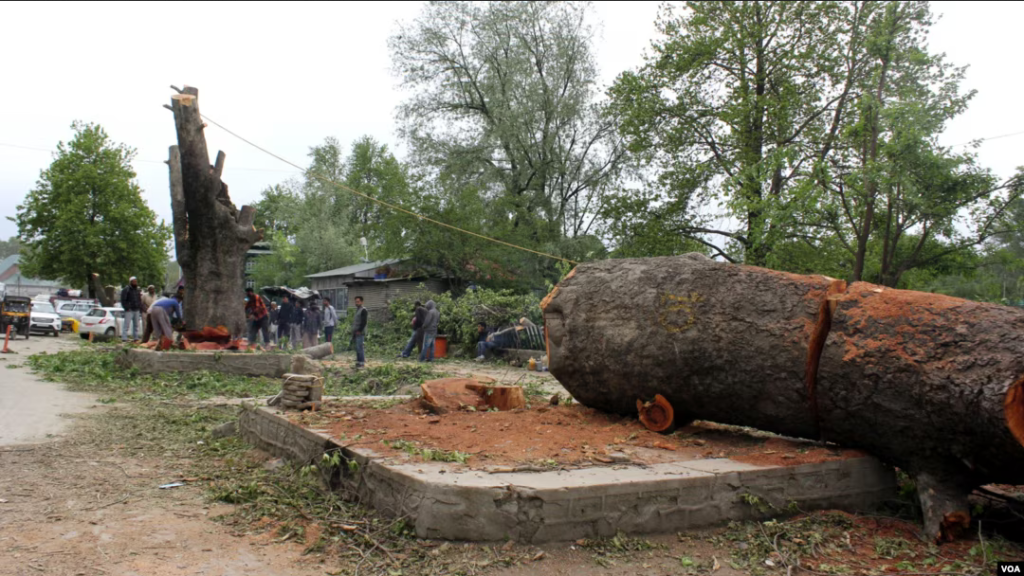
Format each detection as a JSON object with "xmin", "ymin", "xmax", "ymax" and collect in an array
[
  {"xmin": 419, "ymin": 377, "xmax": 523, "ymax": 414},
  {"xmin": 167, "ymin": 86, "xmax": 262, "ymax": 337},
  {"xmin": 542, "ymin": 254, "xmax": 1024, "ymax": 542}
]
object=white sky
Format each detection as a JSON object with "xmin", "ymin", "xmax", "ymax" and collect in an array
[{"xmin": 1, "ymin": 1, "xmax": 1021, "ymax": 243}]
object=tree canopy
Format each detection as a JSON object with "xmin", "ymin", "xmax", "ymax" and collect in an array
[
  {"xmin": 15, "ymin": 121, "xmax": 170, "ymax": 295},
  {"xmin": 390, "ymin": 0, "xmax": 622, "ymax": 288},
  {"xmin": 607, "ymin": 0, "xmax": 1022, "ymax": 287}
]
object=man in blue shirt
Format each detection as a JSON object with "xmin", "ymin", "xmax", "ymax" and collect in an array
[{"xmin": 149, "ymin": 291, "xmax": 184, "ymax": 347}]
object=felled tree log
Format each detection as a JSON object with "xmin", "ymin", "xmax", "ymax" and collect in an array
[
  {"xmin": 303, "ymin": 342, "xmax": 334, "ymax": 360},
  {"xmin": 167, "ymin": 85, "xmax": 262, "ymax": 337},
  {"xmin": 543, "ymin": 254, "xmax": 1024, "ymax": 542}
]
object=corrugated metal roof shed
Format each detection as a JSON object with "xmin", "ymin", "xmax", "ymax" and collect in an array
[{"xmin": 306, "ymin": 259, "xmax": 402, "ymax": 279}]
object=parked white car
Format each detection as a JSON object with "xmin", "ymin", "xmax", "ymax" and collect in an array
[
  {"xmin": 56, "ymin": 300, "xmax": 100, "ymax": 324},
  {"xmin": 78, "ymin": 307, "xmax": 125, "ymax": 340},
  {"xmin": 29, "ymin": 301, "xmax": 62, "ymax": 336}
]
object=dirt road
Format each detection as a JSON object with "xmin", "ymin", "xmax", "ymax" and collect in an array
[
  {"xmin": 0, "ymin": 336, "xmax": 326, "ymax": 576},
  {"xmin": 0, "ymin": 333, "xmax": 98, "ymax": 446}
]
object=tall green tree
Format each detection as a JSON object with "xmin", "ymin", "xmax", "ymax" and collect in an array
[
  {"xmin": 343, "ymin": 136, "xmax": 416, "ymax": 258},
  {"xmin": 391, "ymin": 1, "xmax": 623, "ymax": 286},
  {"xmin": 252, "ymin": 182, "xmax": 302, "ymax": 237},
  {"xmin": 807, "ymin": 1, "xmax": 1021, "ymax": 285},
  {"xmin": 610, "ymin": 0, "xmax": 863, "ymax": 265},
  {"xmin": 15, "ymin": 121, "xmax": 170, "ymax": 295}
]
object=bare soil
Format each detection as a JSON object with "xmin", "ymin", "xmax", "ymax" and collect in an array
[
  {"xmin": 291, "ymin": 398, "xmax": 866, "ymax": 468},
  {"xmin": 0, "ymin": 432, "xmax": 327, "ymax": 576}
]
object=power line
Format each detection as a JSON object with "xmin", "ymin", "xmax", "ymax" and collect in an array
[
  {"xmin": 948, "ymin": 129, "xmax": 1024, "ymax": 148},
  {"xmin": 198, "ymin": 113, "xmax": 577, "ymax": 265},
  {"xmin": 0, "ymin": 142, "xmax": 300, "ymax": 173}
]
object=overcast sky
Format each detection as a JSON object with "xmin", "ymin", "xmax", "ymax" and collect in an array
[{"xmin": 1, "ymin": 1, "xmax": 1022, "ymax": 243}]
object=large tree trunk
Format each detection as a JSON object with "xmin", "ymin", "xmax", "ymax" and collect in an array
[
  {"xmin": 543, "ymin": 254, "xmax": 1024, "ymax": 543},
  {"xmin": 167, "ymin": 86, "xmax": 262, "ymax": 336}
]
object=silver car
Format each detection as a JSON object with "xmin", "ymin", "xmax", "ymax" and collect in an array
[{"xmin": 55, "ymin": 300, "xmax": 99, "ymax": 323}]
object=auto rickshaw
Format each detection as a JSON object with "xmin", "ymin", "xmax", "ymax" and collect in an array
[{"xmin": 0, "ymin": 295, "xmax": 32, "ymax": 339}]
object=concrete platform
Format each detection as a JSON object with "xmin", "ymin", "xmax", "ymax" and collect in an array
[{"xmin": 238, "ymin": 404, "xmax": 896, "ymax": 543}]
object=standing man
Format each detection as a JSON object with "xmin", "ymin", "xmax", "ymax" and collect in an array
[
  {"xmin": 277, "ymin": 295, "xmax": 293, "ymax": 349},
  {"xmin": 268, "ymin": 301, "xmax": 279, "ymax": 346},
  {"xmin": 245, "ymin": 288, "xmax": 271, "ymax": 347},
  {"xmin": 419, "ymin": 300, "xmax": 440, "ymax": 363},
  {"xmin": 399, "ymin": 301, "xmax": 427, "ymax": 358},
  {"xmin": 140, "ymin": 284, "xmax": 158, "ymax": 343},
  {"xmin": 302, "ymin": 301, "xmax": 322, "ymax": 348},
  {"xmin": 120, "ymin": 276, "xmax": 143, "ymax": 342},
  {"xmin": 350, "ymin": 296, "xmax": 368, "ymax": 368},
  {"xmin": 322, "ymin": 298, "xmax": 338, "ymax": 344},
  {"xmin": 290, "ymin": 300, "xmax": 305, "ymax": 350}
]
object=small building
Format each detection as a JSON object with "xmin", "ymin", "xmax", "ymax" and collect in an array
[
  {"xmin": 306, "ymin": 259, "xmax": 451, "ymax": 316},
  {"xmin": 244, "ymin": 242, "xmax": 273, "ymax": 290},
  {"xmin": 0, "ymin": 255, "xmax": 63, "ymax": 298}
]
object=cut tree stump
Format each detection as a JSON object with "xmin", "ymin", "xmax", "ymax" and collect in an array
[
  {"xmin": 420, "ymin": 377, "xmax": 525, "ymax": 414},
  {"xmin": 167, "ymin": 86, "xmax": 262, "ymax": 337},
  {"xmin": 542, "ymin": 254, "xmax": 1024, "ymax": 543}
]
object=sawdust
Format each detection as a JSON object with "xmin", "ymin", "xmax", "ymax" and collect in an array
[{"xmin": 293, "ymin": 400, "xmax": 866, "ymax": 468}]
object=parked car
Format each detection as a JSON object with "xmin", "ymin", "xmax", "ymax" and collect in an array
[
  {"xmin": 29, "ymin": 301, "xmax": 62, "ymax": 336},
  {"xmin": 79, "ymin": 307, "xmax": 124, "ymax": 340},
  {"xmin": 55, "ymin": 300, "xmax": 99, "ymax": 329}
]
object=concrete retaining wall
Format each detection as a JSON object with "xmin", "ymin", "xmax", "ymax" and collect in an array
[
  {"xmin": 238, "ymin": 405, "xmax": 896, "ymax": 543},
  {"xmin": 119, "ymin": 348, "xmax": 322, "ymax": 378}
]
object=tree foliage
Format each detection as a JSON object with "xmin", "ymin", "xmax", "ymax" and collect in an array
[
  {"xmin": 609, "ymin": 0, "xmax": 1023, "ymax": 287},
  {"xmin": 610, "ymin": 1, "xmax": 853, "ymax": 264},
  {"xmin": 390, "ymin": 0, "xmax": 622, "ymax": 288},
  {"xmin": 250, "ymin": 136, "xmax": 415, "ymax": 288},
  {"xmin": 15, "ymin": 122, "xmax": 170, "ymax": 294}
]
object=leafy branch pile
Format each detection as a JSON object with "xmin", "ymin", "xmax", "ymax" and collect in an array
[
  {"xmin": 324, "ymin": 362, "xmax": 440, "ymax": 396},
  {"xmin": 380, "ymin": 286, "xmax": 543, "ymax": 356},
  {"xmin": 711, "ymin": 512, "xmax": 1022, "ymax": 576}
]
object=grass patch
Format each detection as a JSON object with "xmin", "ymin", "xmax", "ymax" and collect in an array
[
  {"xmin": 27, "ymin": 349, "xmax": 281, "ymax": 400},
  {"xmin": 325, "ymin": 362, "xmax": 440, "ymax": 396},
  {"xmin": 382, "ymin": 439, "xmax": 471, "ymax": 463}
]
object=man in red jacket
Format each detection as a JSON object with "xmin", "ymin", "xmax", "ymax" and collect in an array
[{"xmin": 245, "ymin": 288, "xmax": 270, "ymax": 346}]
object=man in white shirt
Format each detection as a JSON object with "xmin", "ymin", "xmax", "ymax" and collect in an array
[{"xmin": 322, "ymin": 298, "xmax": 338, "ymax": 343}]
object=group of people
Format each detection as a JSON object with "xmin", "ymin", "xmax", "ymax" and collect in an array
[
  {"xmin": 397, "ymin": 300, "xmax": 440, "ymax": 362},
  {"xmin": 244, "ymin": 289, "xmax": 327, "ymax": 350},
  {"xmin": 119, "ymin": 277, "xmax": 184, "ymax": 344},
  {"xmin": 120, "ymin": 281, "xmax": 534, "ymax": 365},
  {"xmin": 243, "ymin": 289, "xmax": 368, "ymax": 368}
]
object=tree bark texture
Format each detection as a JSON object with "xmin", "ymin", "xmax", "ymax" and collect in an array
[
  {"xmin": 168, "ymin": 86, "xmax": 261, "ymax": 337},
  {"xmin": 543, "ymin": 254, "xmax": 1024, "ymax": 542}
]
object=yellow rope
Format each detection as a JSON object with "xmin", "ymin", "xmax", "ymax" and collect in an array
[{"xmin": 199, "ymin": 114, "xmax": 577, "ymax": 265}]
